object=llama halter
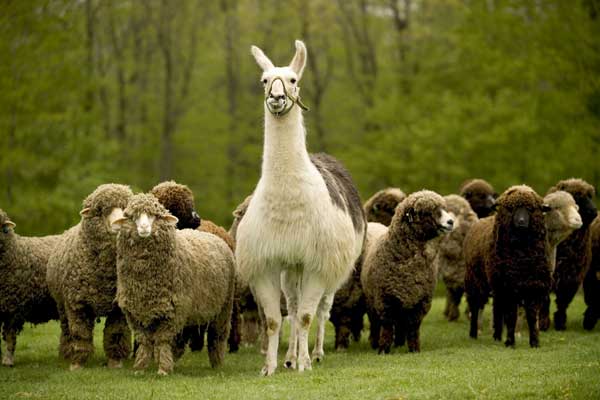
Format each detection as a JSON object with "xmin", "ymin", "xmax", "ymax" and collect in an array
[{"xmin": 265, "ymin": 77, "xmax": 309, "ymax": 117}]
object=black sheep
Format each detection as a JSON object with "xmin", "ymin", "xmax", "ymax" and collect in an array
[{"xmin": 460, "ymin": 179, "xmax": 497, "ymax": 219}]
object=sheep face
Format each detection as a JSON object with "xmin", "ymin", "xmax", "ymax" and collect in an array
[
  {"xmin": 549, "ymin": 179, "xmax": 598, "ymax": 227},
  {"xmin": 460, "ymin": 179, "xmax": 496, "ymax": 218},
  {"xmin": 80, "ymin": 184, "xmax": 133, "ymax": 236},
  {"xmin": 113, "ymin": 194, "xmax": 178, "ymax": 239},
  {"xmin": 150, "ymin": 181, "xmax": 201, "ymax": 230},
  {"xmin": 544, "ymin": 191, "xmax": 583, "ymax": 247},
  {"xmin": 364, "ymin": 189, "xmax": 406, "ymax": 226},
  {"xmin": 251, "ymin": 40, "xmax": 306, "ymax": 115},
  {"xmin": 396, "ymin": 190, "xmax": 454, "ymax": 240},
  {"xmin": 0, "ymin": 209, "xmax": 16, "ymax": 253},
  {"xmin": 495, "ymin": 186, "xmax": 546, "ymax": 241}
]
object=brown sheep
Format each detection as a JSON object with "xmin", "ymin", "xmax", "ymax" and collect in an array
[
  {"xmin": 547, "ymin": 178, "xmax": 597, "ymax": 330},
  {"xmin": 459, "ymin": 179, "xmax": 497, "ymax": 219},
  {"xmin": 464, "ymin": 185, "xmax": 552, "ymax": 348},
  {"xmin": 583, "ymin": 216, "xmax": 600, "ymax": 330},
  {"xmin": 362, "ymin": 190, "xmax": 454, "ymax": 353},
  {"xmin": 434, "ymin": 195, "xmax": 478, "ymax": 322},
  {"xmin": 363, "ymin": 188, "xmax": 407, "ymax": 226}
]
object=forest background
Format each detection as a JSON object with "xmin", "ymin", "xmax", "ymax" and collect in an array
[{"xmin": 1, "ymin": 0, "xmax": 599, "ymax": 235}]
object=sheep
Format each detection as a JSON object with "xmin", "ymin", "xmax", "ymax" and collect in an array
[
  {"xmin": 547, "ymin": 178, "xmax": 597, "ymax": 330},
  {"xmin": 583, "ymin": 216, "xmax": 600, "ymax": 330},
  {"xmin": 237, "ymin": 40, "xmax": 366, "ymax": 375},
  {"xmin": 434, "ymin": 195, "xmax": 478, "ymax": 322},
  {"xmin": 150, "ymin": 181, "xmax": 235, "ymax": 251},
  {"xmin": 459, "ymin": 179, "xmax": 497, "ymax": 219},
  {"xmin": 330, "ymin": 222, "xmax": 388, "ymax": 350},
  {"xmin": 46, "ymin": 183, "xmax": 134, "ymax": 370},
  {"xmin": 464, "ymin": 185, "xmax": 552, "ymax": 348},
  {"xmin": 361, "ymin": 190, "xmax": 454, "ymax": 354},
  {"xmin": 0, "ymin": 210, "xmax": 62, "ymax": 367},
  {"xmin": 113, "ymin": 193, "xmax": 236, "ymax": 375},
  {"xmin": 150, "ymin": 181, "xmax": 238, "ymax": 352},
  {"xmin": 363, "ymin": 188, "xmax": 407, "ymax": 226}
]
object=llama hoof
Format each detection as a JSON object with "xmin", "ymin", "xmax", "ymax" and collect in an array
[
  {"xmin": 260, "ymin": 364, "xmax": 276, "ymax": 377},
  {"xmin": 284, "ymin": 359, "xmax": 296, "ymax": 369},
  {"xmin": 107, "ymin": 359, "xmax": 123, "ymax": 369},
  {"xmin": 69, "ymin": 363, "xmax": 83, "ymax": 371},
  {"xmin": 311, "ymin": 350, "xmax": 324, "ymax": 363},
  {"xmin": 297, "ymin": 357, "xmax": 312, "ymax": 372}
]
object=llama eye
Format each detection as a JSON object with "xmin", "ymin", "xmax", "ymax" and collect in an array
[
  {"xmin": 290, "ymin": 78, "xmax": 297, "ymax": 84},
  {"xmin": 262, "ymin": 78, "xmax": 267, "ymax": 85}
]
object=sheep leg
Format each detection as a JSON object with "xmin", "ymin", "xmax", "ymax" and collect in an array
[
  {"xmin": 492, "ymin": 295, "xmax": 504, "ymax": 342},
  {"xmin": 504, "ymin": 302, "xmax": 518, "ymax": 348},
  {"xmin": 539, "ymin": 294, "xmax": 551, "ymax": 331},
  {"xmin": 312, "ymin": 293, "xmax": 334, "ymax": 362},
  {"xmin": 554, "ymin": 283, "xmax": 578, "ymax": 331},
  {"xmin": 171, "ymin": 330, "xmax": 187, "ymax": 361},
  {"xmin": 282, "ymin": 269, "xmax": 299, "ymax": 369},
  {"xmin": 156, "ymin": 342, "xmax": 174, "ymax": 376},
  {"xmin": 296, "ymin": 273, "xmax": 328, "ymax": 372},
  {"xmin": 524, "ymin": 302, "xmax": 541, "ymax": 348},
  {"xmin": 447, "ymin": 287, "xmax": 463, "ymax": 322},
  {"xmin": 132, "ymin": 333, "xmax": 152, "ymax": 372},
  {"xmin": 467, "ymin": 297, "xmax": 480, "ymax": 339},
  {"xmin": 1, "ymin": 319, "xmax": 22, "ymax": 367},
  {"xmin": 182, "ymin": 325, "xmax": 204, "ymax": 352},
  {"xmin": 583, "ymin": 305, "xmax": 599, "ymax": 331},
  {"xmin": 394, "ymin": 319, "xmax": 406, "ymax": 347},
  {"xmin": 103, "ymin": 307, "xmax": 131, "ymax": 368},
  {"xmin": 57, "ymin": 307, "xmax": 72, "ymax": 360},
  {"xmin": 207, "ymin": 310, "xmax": 231, "ymax": 368},
  {"xmin": 66, "ymin": 307, "xmax": 95, "ymax": 370},
  {"xmin": 406, "ymin": 315, "xmax": 422, "ymax": 353},
  {"xmin": 252, "ymin": 271, "xmax": 283, "ymax": 376},
  {"xmin": 350, "ymin": 304, "xmax": 364, "ymax": 342},
  {"xmin": 241, "ymin": 309, "xmax": 260, "ymax": 345},
  {"xmin": 366, "ymin": 306, "xmax": 381, "ymax": 349},
  {"xmin": 228, "ymin": 293, "xmax": 241, "ymax": 353},
  {"xmin": 378, "ymin": 320, "xmax": 394, "ymax": 354}
]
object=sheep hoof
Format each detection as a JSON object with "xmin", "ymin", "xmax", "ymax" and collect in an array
[
  {"xmin": 260, "ymin": 365, "xmax": 276, "ymax": 377},
  {"xmin": 157, "ymin": 369, "xmax": 169, "ymax": 376},
  {"xmin": 69, "ymin": 363, "xmax": 83, "ymax": 371},
  {"xmin": 504, "ymin": 340, "xmax": 515, "ymax": 348},
  {"xmin": 2, "ymin": 354, "xmax": 14, "ymax": 367},
  {"xmin": 107, "ymin": 359, "xmax": 123, "ymax": 369}
]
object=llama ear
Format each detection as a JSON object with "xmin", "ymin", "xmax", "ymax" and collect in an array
[
  {"xmin": 251, "ymin": 45, "xmax": 274, "ymax": 71},
  {"xmin": 289, "ymin": 40, "xmax": 307, "ymax": 79}
]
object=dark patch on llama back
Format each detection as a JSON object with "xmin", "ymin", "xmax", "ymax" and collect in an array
[{"xmin": 309, "ymin": 153, "xmax": 365, "ymax": 233}]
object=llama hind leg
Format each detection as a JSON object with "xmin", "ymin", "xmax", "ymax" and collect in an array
[
  {"xmin": 296, "ymin": 274, "xmax": 327, "ymax": 372},
  {"xmin": 282, "ymin": 270, "xmax": 299, "ymax": 369},
  {"xmin": 312, "ymin": 293, "xmax": 334, "ymax": 362},
  {"xmin": 252, "ymin": 271, "xmax": 283, "ymax": 377}
]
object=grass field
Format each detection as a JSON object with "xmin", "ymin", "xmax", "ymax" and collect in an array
[{"xmin": 1, "ymin": 292, "xmax": 599, "ymax": 400}]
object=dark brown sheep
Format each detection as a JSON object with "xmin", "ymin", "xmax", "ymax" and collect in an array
[
  {"xmin": 434, "ymin": 195, "xmax": 478, "ymax": 321},
  {"xmin": 150, "ymin": 181, "xmax": 239, "ymax": 352},
  {"xmin": 464, "ymin": 185, "xmax": 551, "ymax": 348},
  {"xmin": 0, "ymin": 210, "xmax": 61, "ymax": 367},
  {"xmin": 363, "ymin": 188, "xmax": 407, "ymax": 226},
  {"xmin": 460, "ymin": 179, "xmax": 497, "ymax": 219},
  {"xmin": 547, "ymin": 178, "xmax": 597, "ymax": 330},
  {"xmin": 583, "ymin": 216, "xmax": 600, "ymax": 330},
  {"xmin": 362, "ymin": 190, "xmax": 454, "ymax": 354}
]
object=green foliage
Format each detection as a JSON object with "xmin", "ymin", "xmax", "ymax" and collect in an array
[
  {"xmin": 1, "ymin": 0, "xmax": 599, "ymax": 234},
  {"xmin": 0, "ymin": 295, "xmax": 598, "ymax": 399}
]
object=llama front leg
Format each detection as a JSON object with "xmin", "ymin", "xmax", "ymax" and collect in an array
[
  {"xmin": 296, "ymin": 274, "xmax": 327, "ymax": 372},
  {"xmin": 312, "ymin": 293, "xmax": 334, "ymax": 363},
  {"xmin": 252, "ymin": 271, "xmax": 283, "ymax": 376}
]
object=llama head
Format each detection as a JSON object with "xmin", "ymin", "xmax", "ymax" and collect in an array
[{"xmin": 251, "ymin": 40, "xmax": 307, "ymax": 116}]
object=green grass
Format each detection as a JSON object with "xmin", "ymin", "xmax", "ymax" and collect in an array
[{"xmin": 1, "ymin": 293, "xmax": 599, "ymax": 400}]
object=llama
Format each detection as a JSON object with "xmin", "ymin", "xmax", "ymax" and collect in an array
[{"xmin": 235, "ymin": 40, "xmax": 366, "ymax": 376}]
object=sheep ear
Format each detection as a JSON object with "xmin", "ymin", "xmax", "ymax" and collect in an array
[
  {"xmin": 110, "ymin": 217, "xmax": 128, "ymax": 231},
  {"xmin": 2, "ymin": 220, "xmax": 15, "ymax": 233},
  {"xmin": 251, "ymin": 45, "xmax": 274, "ymax": 71},
  {"xmin": 163, "ymin": 214, "xmax": 179, "ymax": 225},
  {"xmin": 80, "ymin": 207, "xmax": 91, "ymax": 218},
  {"xmin": 541, "ymin": 204, "xmax": 552, "ymax": 213},
  {"xmin": 289, "ymin": 40, "xmax": 307, "ymax": 79}
]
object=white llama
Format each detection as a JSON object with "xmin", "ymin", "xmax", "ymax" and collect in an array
[{"xmin": 235, "ymin": 40, "xmax": 366, "ymax": 376}]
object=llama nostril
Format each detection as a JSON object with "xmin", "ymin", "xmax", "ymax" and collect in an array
[{"xmin": 447, "ymin": 219, "xmax": 454, "ymax": 227}]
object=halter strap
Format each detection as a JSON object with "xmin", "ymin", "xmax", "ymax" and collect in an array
[{"xmin": 265, "ymin": 77, "xmax": 309, "ymax": 117}]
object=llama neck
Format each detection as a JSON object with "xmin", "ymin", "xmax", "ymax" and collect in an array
[{"xmin": 262, "ymin": 105, "xmax": 311, "ymax": 179}]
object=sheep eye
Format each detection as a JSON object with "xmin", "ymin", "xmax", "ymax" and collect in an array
[
  {"xmin": 290, "ymin": 78, "xmax": 297, "ymax": 84},
  {"xmin": 2, "ymin": 226, "xmax": 9, "ymax": 234}
]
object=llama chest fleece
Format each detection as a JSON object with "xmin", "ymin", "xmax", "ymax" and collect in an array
[{"xmin": 236, "ymin": 163, "xmax": 363, "ymax": 291}]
